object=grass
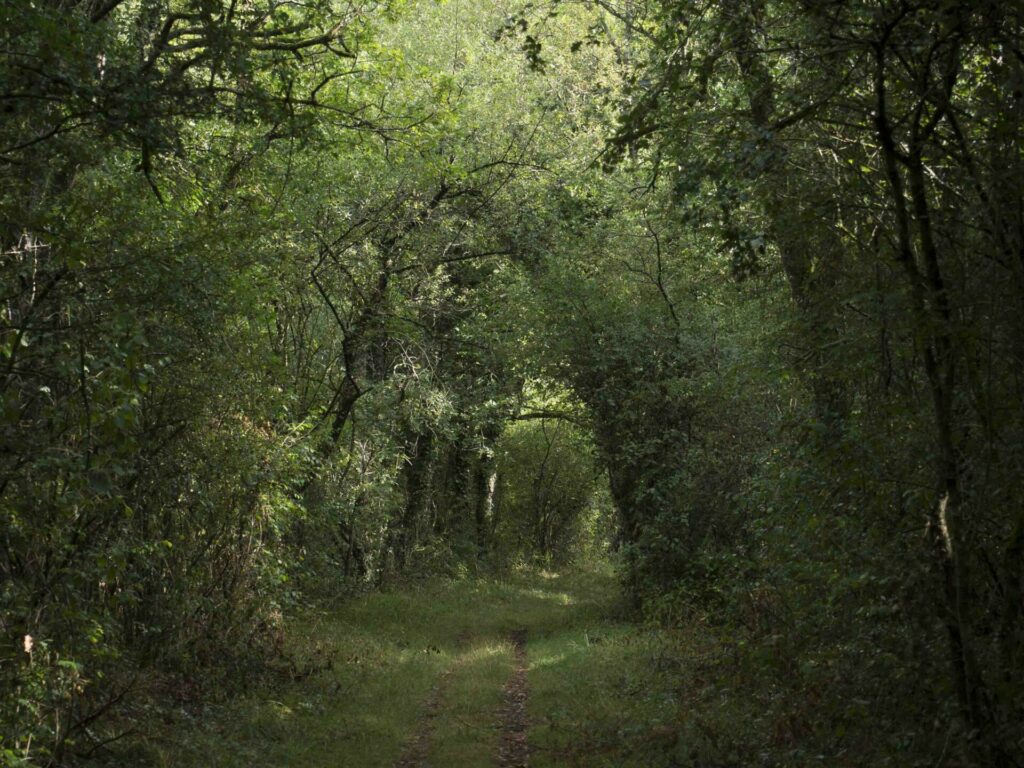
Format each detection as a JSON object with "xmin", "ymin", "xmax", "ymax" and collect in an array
[
  {"xmin": 100, "ymin": 563, "xmax": 992, "ymax": 768},
  {"xmin": 117, "ymin": 564, "xmax": 727, "ymax": 767}
]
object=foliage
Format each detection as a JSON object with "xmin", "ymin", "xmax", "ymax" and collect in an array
[
  {"xmin": 491, "ymin": 414, "xmax": 611, "ymax": 567},
  {"xmin": 2, "ymin": 0, "xmax": 1023, "ymax": 764}
]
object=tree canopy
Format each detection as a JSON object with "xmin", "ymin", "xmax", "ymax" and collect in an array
[{"xmin": 2, "ymin": 0, "xmax": 1023, "ymax": 765}]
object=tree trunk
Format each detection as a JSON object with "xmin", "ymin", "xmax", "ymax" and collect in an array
[
  {"xmin": 394, "ymin": 431, "xmax": 436, "ymax": 572},
  {"xmin": 728, "ymin": 0, "xmax": 849, "ymax": 432},
  {"xmin": 873, "ymin": 44, "xmax": 998, "ymax": 759},
  {"xmin": 473, "ymin": 458, "xmax": 496, "ymax": 558}
]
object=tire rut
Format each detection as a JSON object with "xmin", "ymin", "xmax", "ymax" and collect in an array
[
  {"xmin": 392, "ymin": 664, "xmax": 453, "ymax": 768},
  {"xmin": 496, "ymin": 628, "xmax": 530, "ymax": 768},
  {"xmin": 394, "ymin": 633, "xmax": 470, "ymax": 768}
]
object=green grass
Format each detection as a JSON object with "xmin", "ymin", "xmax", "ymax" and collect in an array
[
  {"xmin": 145, "ymin": 588, "xmax": 456, "ymax": 767},
  {"xmin": 126, "ymin": 565, "xmax": 715, "ymax": 768},
  {"xmin": 107, "ymin": 565, "xmax": 983, "ymax": 768},
  {"xmin": 430, "ymin": 639, "xmax": 509, "ymax": 765}
]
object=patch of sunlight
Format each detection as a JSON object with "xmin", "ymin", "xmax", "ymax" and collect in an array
[
  {"xmin": 530, "ymin": 652, "xmax": 568, "ymax": 669},
  {"xmin": 538, "ymin": 569, "xmax": 561, "ymax": 580},
  {"xmin": 457, "ymin": 641, "xmax": 507, "ymax": 663},
  {"xmin": 514, "ymin": 586, "xmax": 574, "ymax": 605},
  {"xmin": 266, "ymin": 700, "xmax": 295, "ymax": 718}
]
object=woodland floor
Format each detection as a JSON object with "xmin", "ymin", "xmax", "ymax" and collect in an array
[{"xmin": 121, "ymin": 566, "xmax": 735, "ymax": 768}]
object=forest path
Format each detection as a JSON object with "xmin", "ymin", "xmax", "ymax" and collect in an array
[{"xmin": 153, "ymin": 567, "xmax": 700, "ymax": 768}]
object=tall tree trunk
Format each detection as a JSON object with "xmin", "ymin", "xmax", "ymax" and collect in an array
[
  {"xmin": 473, "ymin": 456, "xmax": 496, "ymax": 558},
  {"xmin": 873, "ymin": 41, "xmax": 996, "ymax": 759},
  {"xmin": 393, "ymin": 431, "xmax": 436, "ymax": 572},
  {"xmin": 728, "ymin": 0, "xmax": 849, "ymax": 432}
]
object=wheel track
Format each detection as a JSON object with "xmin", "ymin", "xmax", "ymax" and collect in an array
[
  {"xmin": 393, "ymin": 633, "xmax": 470, "ymax": 768},
  {"xmin": 496, "ymin": 628, "xmax": 530, "ymax": 768}
]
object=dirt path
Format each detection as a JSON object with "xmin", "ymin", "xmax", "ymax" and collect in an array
[
  {"xmin": 393, "ymin": 628, "xmax": 532, "ymax": 768},
  {"xmin": 496, "ymin": 628, "xmax": 530, "ymax": 768},
  {"xmin": 150, "ymin": 570, "xmax": 630, "ymax": 768}
]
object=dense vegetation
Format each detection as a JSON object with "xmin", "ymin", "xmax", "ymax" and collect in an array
[{"xmin": 2, "ymin": 0, "xmax": 1022, "ymax": 765}]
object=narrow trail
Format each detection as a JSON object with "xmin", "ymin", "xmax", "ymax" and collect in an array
[{"xmin": 496, "ymin": 629, "xmax": 530, "ymax": 768}]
